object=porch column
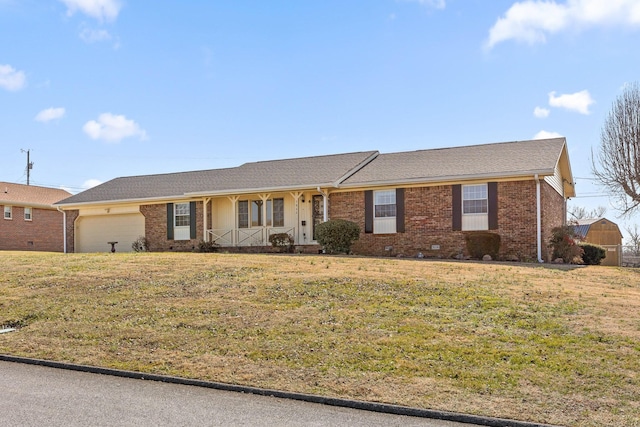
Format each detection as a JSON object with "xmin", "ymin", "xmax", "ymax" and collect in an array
[
  {"xmin": 317, "ymin": 187, "xmax": 328, "ymax": 222},
  {"xmin": 258, "ymin": 193, "xmax": 271, "ymax": 244},
  {"xmin": 203, "ymin": 197, "xmax": 211, "ymax": 242},
  {"xmin": 227, "ymin": 195, "xmax": 240, "ymax": 246},
  {"xmin": 290, "ymin": 191, "xmax": 303, "ymax": 245}
]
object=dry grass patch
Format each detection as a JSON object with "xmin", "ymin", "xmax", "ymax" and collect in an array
[{"xmin": 1, "ymin": 252, "xmax": 639, "ymax": 426}]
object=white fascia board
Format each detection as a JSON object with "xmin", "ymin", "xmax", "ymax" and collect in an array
[
  {"xmin": 0, "ymin": 201, "xmax": 58, "ymax": 210},
  {"xmin": 184, "ymin": 183, "xmax": 337, "ymax": 197},
  {"xmin": 336, "ymin": 169, "xmax": 556, "ymax": 189},
  {"xmin": 53, "ymin": 194, "xmax": 191, "ymax": 209}
]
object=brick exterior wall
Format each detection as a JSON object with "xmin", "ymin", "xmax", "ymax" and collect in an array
[
  {"xmin": 141, "ymin": 202, "xmax": 204, "ymax": 251},
  {"xmin": 329, "ymin": 180, "xmax": 565, "ymax": 261},
  {"xmin": 0, "ymin": 205, "xmax": 65, "ymax": 252}
]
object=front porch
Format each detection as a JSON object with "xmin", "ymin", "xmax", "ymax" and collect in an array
[{"xmin": 200, "ymin": 190, "xmax": 329, "ymax": 248}]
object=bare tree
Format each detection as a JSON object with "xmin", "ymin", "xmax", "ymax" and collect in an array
[
  {"xmin": 626, "ymin": 223, "xmax": 640, "ymax": 256},
  {"xmin": 568, "ymin": 205, "xmax": 607, "ymax": 220},
  {"xmin": 592, "ymin": 82, "xmax": 640, "ymax": 215}
]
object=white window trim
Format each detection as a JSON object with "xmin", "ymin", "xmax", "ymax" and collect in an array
[
  {"xmin": 4, "ymin": 206, "xmax": 12, "ymax": 220},
  {"xmin": 173, "ymin": 203, "xmax": 191, "ymax": 240},
  {"xmin": 462, "ymin": 184, "xmax": 488, "ymax": 231},
  {"xmin": 373, "ymin": 190, "xmax": 396, "ymax": 234},
  {"xmin": 24, "ymin": 207, "xmax": 32, "ymax": 221}
]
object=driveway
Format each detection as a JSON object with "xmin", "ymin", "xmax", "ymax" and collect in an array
[{"xmin": 0, "ymin": 360, "xmax": 481, "ymax": 427}]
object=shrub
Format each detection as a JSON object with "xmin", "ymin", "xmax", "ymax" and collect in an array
[
  {"xmin": 196, "ymin": 240, "xmax": 219, "ymax": 253},
  {"xmin": 549, "ymin": 224, "xmax": 584, "ymax": 263},
  {"xmin": 315, "ymin": 219, "xmax": 360, "ymax": 254},
  {"xmin": 131, "ymin": 236, "xmax": 149, "ymax": 252},
  {"xmin": 464, "ymin": 232, "xmax": 501, "ymax": 260},
  {"xmin": 580, "ymin": 243, "xmax": 606, "ymax": 265},
  {"xmin": 268, "ymin": 233, "xmax": 294, "ymax": 253}
]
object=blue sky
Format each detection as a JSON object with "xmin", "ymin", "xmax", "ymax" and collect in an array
[{"xmin": 2, "ymin": 0, "xmax": 640, "ymax": 234}]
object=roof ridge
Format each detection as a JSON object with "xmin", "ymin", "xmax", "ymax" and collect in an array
[{"xmin": 376, "ymin": 137, "xmax": 566, "ymax": 156}]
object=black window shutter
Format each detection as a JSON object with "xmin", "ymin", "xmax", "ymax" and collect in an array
[
  {"xmin": 190, "ymin": 201, "xmax": 197, "ymax": 239},
  {"xmin": 167, "ymin": 203, "xmax": 174, "ymax": 240},
  {"xmin": 452, "ymin": 185, "xmax": 462, "ymax": 231},
  {"xmin": 488, "ymin": 182, "xmax": 498, "ymax": 230},
  {"xmin": 364, "ymin": 190, "xmax": 373, "ymax": 233},
  {"xmin": 396, "ymin": 188, "xmax": 405, "ymax": 233}
]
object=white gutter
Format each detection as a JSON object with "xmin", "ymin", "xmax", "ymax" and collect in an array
[
  {"xmin": 535, "ymin": 174, "xmax": 543, "ymax": 263},
  {"xmin": 57, "ymin": 206, "xmax": 67, "ymax": 254}
]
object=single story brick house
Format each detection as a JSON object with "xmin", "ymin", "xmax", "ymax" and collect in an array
[
  {"xmin": 54, "ymin": 137, "xmax": 575, "ymax": 261},
  {"xmin": 0, "ymin": 182, "xmax": 71, "ymax": 252}
]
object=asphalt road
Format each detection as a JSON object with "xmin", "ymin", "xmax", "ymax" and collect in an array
[{"xmin": 0, "ymin": 361, "xmax": 479, "ymax": 427}]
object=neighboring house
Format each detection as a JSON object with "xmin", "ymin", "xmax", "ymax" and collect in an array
[
  {"xmin": 54, "ymin": 137, "xmax": 575, "ymax": 261},
  {"xmin": 0, "ymin": 182, "xmax": 71, "ymax": 252},
  {"xmin": 574, "ymin": 218, "xmax": 623, "ymax": 266}
]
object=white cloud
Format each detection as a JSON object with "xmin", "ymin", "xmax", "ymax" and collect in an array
[
  {"xmin": 83, "ymin": 113, "xmax": 148, "ymax": 142},
  {"xmin": 35, "ymin": 107, "xmax": 66, "ymax": 122},
  {"xmin": 0, "ymin": 64, "xmax": 26, "ymax": 91},
  {"xmin": 533, "ymin": 106, "xmax": 550, "ymax": 118},
  {"xmin": 82, "ymin": 179, "xmax": 102, "ymax": 189},
  {"xmin": 486, "ymin": 0, "xmax": 640, "ymax": 49},
  {"xmin": 79, "ymin": 26, "xmax": 112, "ymax": 43},
  {"xmin": 534, "ymin": 130, "xmax": 563, "ymax": 139},
  {"xmin": 59, "ymin": 0, "xmax": 121, "ymax": 22},
  {"xmin": 548, "ymin": 89, "xmax": 595, "ymax": 114},
  {"xmin": 400, "ymin": 0, "xmax": 445, "ymax": 9}
]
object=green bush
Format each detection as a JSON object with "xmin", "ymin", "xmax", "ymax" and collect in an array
[
  {"xmin": 464, "ymin": 232, "xmax": 501, "ymax": 260},
  {"xmin": 132, "ymin": 236, "xmax": 149, "ymax": 252},
  {"xmin": 195, "ymin": 240, "xmax": 219, "ymax": 253},
  {"xmin": 549, "ymin": 224, "xmax": 584, "ymax": 263},
  {"xmin": 579, "ymin": 242, "xmax": 606, "ymax": 265},
  {"xmin": 268, "ymin": 233, "xmax": 294, "ymax": 253},
  {"xmin": 315, "ymin": 219, "xmax": 360, "ymax": 254}
]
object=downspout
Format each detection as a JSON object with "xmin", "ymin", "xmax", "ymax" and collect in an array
[
  {"xmin": 57, "ymin": 206, "xmax": 67, "ymax": 254},
  {"xmin": 535, "ymin": 174, "xmax": 543, "ymax": 263}
]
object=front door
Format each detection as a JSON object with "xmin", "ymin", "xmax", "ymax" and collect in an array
[{"xmin": 312, "ymin": 195, "xmax": 324, "ymax": 241}]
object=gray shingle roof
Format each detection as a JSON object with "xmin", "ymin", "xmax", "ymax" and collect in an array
[
  {"xmin": 56, "ymin": 137, "xmax": 570, "ymax": 206},
  {"xmin": 340, "ymin": 138, "xmax": 567, "ymax": 186},
  {"xmin": 56, "ymin": 151, "xmax": 378, "ymax": 205}
]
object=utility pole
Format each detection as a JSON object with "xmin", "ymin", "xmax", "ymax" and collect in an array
[{"xmin": 21, "ymin": 149, "xmax": 34, "ymax": 185}]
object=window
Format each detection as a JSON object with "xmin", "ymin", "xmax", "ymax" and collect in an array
[
  {"xmin": 24, "ymin": 207, "xmax": 32, "ymax": 221},
  {"xmin": 239, "ymin": 198, "xmax": 285, "ymax": 228},
  {"xmin": 174, "ymin": 203, "xmax": 190, "ymax": 227},
  {"xmin": 374, "ymin": 190, "xmax": 396, "ymax": 218},
  {"xmin": 462, "ymin": 184, "xmax": 488, "ymax": 231},
  {"xmin": 238, "ymin": 201, "xmax": 249, "ymax": 228},
  {"xmin": 463, "ymin": 184, "xmax": 488, "ymax": 214},
  {"xmin": 251, "ymin": 200, "xmax": 263, "ymax": 227},
  {"xmin": 273, "ymin": 198, "xmax": 284, "ymax": 227},
  {"xmin": 4, "ymin": 206, "xmax": 11, "ymax": 220},
  {"xmin": 373, "ymin": 190, "xmax": 396, "ymax": 234}
]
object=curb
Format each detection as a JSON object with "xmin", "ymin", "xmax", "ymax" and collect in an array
[{"xmin": 0, "ymin": 354, "xmax": 558, "ymax": 427}]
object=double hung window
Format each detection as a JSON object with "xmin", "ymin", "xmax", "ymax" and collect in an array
[
  {"xmin": 373, "ymin": 190, "xmax": 396, "ymax": 234},
  {"xmin": 4, "ymin": 206, "xmax": 11, "ymax": 220},
  {"xmin": 462, "ymin": 184, "xmax": 488, "ymax": 230},
  {"xmin": 24, "ymin": 207, "xmax": 32, "ymax": 221}
]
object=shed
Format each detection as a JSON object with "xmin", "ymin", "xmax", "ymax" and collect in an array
[{"xmin": 574, "ymin": 218, "xmax": 623, "ymax": 266}]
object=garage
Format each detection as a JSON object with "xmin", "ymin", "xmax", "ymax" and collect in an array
[{"xmin": 75, "ymin": 213, "xmax": 145, "ymax": 253}]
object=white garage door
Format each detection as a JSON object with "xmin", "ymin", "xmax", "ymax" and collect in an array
[{"xmin": 76, "ymin": 214, "xmax": 145, "ymax": 253}]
